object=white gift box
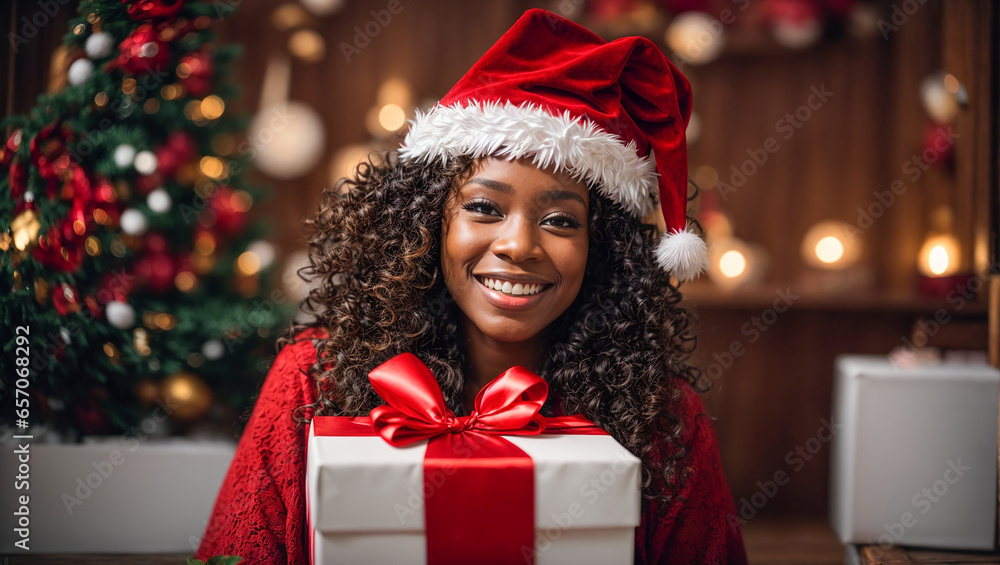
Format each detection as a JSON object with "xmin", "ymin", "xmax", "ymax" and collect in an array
[
  {"xmin": 829, "ymin": 355, "xmax": 1000, "ymax": 550},
  {"xmin": 306, "ymin": 420, "xmax": 642, "ymax": 565},
  {"xmin": 0, "ymin": 437, "xmax": 235, "ymax": 553}
]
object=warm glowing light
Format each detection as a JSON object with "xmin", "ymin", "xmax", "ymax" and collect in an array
[
  {"xmin": 289, "ymin": 30, "xmax": 325, "ymax": 62},
  {"xmin": 171, "ymin": 380, "xmax": 193, "ymax": 401},
  {"xmin": 11, "ymin": 210, "xmax": 40, "ymax": 251},
  {"xmin": 815, "ymin": 236, "xmax": 844, "ymax": 263},
  {"xmin": 230, "ymin": 190, "xmax": 253, "ymax": 212},
  {"xmin": 377, "ymin": 78, "xmax": 413, "ymax": 107},
  {"xmin": 928, "ymin": 245, "xmax": 949, "ymax": 275},
  {"xmin": 175, "ymin": 271, "xmax": 197, "ymax": 292},
  {"xmin": 237, "ymin": 251, "xmax": 262, "ymax": 275},
  {"xmin": 184, "ymin": 100, "xmax": 204, "ymax": 120},
  {"xmin": 195, "ymin": 232, "xmax": 216, "ymax": 255},
  {"xmin": 199, "ymin": 156, "xmax": 226, "ymax": 179},
  {"xmin": 918, "ymin": 233, "xmax": 960, "ymax": 277},
  {"xmin": 200, "ymin": 95, "xmax": 225, "ymax": 120},
  {"xmin": 378, "ymin": 104, "xmax": 406, "ymax": 132},
  {"xmin": 801, "ymin": 220, "xmax": 859, "ymax": 269},
  {"xmin": 719, "ymin": 250, "xmax": 747, "ymax": 278}
]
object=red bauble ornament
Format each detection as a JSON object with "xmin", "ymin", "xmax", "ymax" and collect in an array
[
  {"xmin": 177, "ymin": 50, "xmax": 214, "ymax": 97},
  {"xmin": 118, "ymin": 24, "xmax": 171, "ymax": 74},
  {"xmin": 1, "ymin": 129, "xmax": 22, "ymax": 168},
  {"xmin": 135, "ymin": 172, "xmax": 163, "ymax": 195},
  {"xmin": 8, "ymin": 159, "xmax": 27, "ymax": 200},
  {"xmin": 206, "ymin": 186, "xmax": 247, "ymax": 236},
  {"xmin": 99, "ymin": 270, "xmax": 137, "ymax": 303},
  {"xmin": 52, "ymin": 282, "xmax": 82, "ymax": 315},
  {"xmin": 134, "ymin": 249, "xmax": 176, "ymax": 294},
  {"xmin": 59, "ymin": 201, "xmax": 92, "ymax": 243},
  {"xmin": 123, "ymin": 0, "xmax": 184, "ymax": 20},
  {"xmin": 922, "ymin": 122, "xmax": 956, "ymax": 169},
  {"xmin": 31, "ymin": 227, "xmax": 85, "ymax": 272},
  {"xmin": 145, "ymin": 231, "xmax": 168, "ymax": 253},
  {"xmin": 155, "ymin": 131, "xmax": 197, "ymax": 177},
  {"xmin": 30, "ymin": 123, "xmax": 78, "ymax": 199}
]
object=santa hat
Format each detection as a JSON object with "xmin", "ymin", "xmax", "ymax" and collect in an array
[{"xmin": 399, "ymin": 8, "xmax": 706, "ymax": 281}]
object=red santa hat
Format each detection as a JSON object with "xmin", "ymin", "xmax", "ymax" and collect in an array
[{"xmin": 399, "ymin": 8, "xmax": 706, "ymax": 281}]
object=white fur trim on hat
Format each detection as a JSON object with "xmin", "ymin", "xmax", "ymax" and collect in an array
[
  {"xmin": 398, "ymin": 100, "xmax": 659, "ymax": 217},
  {"xmin": 654, "ymin": 226, "xmax": 707, "ymax": 281}
]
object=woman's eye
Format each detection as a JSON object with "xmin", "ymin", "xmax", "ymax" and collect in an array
[
  {"xmin": 544, "ymin": 215, "xmax": 583, "ymax": 229},
  {"xmin": 462, "ymin": 199, "xmax": 499, "ymax": 216}
]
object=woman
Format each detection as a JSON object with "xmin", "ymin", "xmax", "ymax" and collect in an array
[{"xmin": 197, "ymin": 8, "xmax": 747, "ymax": 564}]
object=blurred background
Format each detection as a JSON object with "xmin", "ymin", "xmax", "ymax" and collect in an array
[{"xmin": 3, "ymin": 0, "xmax": 998, "ymax": 562}]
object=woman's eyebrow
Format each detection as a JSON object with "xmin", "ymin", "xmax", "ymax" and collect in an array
[{"xmin": 465, "ymin": 177, "xmax": 586, "ymax": 206}]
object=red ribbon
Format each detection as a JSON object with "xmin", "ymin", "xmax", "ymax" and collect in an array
[{"xmin": 310, "ymin": 353, "xmax": 605, "ymax": 565}]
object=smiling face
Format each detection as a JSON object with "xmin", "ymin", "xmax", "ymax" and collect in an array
[{"xmin": 440, "ymin": 157, "xmax": 590, "ymax": 345}]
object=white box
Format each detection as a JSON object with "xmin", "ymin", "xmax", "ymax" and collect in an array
[
  {"xmin": 307, "ymin": 420, "xmax": 641, "ymax": 565},
  {"xmin": 0, "ymin": 438, "xmax": 235, "ymax": 553},
  {"xmin": 829, "ymin": 355, "xmax": 999, "ymax": 550}
]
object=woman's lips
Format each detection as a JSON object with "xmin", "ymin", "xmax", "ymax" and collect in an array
[{"xmin": 474, "ymin": 276, "xmax": 551, "ymax": 311}]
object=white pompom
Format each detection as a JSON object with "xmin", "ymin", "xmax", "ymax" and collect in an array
[
  {"xmin": 134, "ymin": 150, "xmax": 158, "ymax": 175},
  {"xmin": 60, "ymin": 327, "xmax": 72, "ymax": 344},
  {"xmin": 68, "ymin": 58, "xmax": 94, "ymax": 86},
  {"xmin": 85, "ymin": 32, "xmax": 114, "ymax": 59},
  {"xmin": 106, "ymin": 300, "xmax": 136, "ymax": 329},
  {"xmin": 299, "ymin": 0, "xmax": 345, "ymax": 16},
  {"xmin": 113, "ymin": 144, "xmax": 136, "ymax": 168},
  {"xmin": 654, "ymin": 227, "xmax": 708, "ymax": 281},
  {"xmin": 147, "ymin": 189, "xmax": 172, "ymax": 213},
  {"xmin": 120, "ymin": 208, "xmax": 148, "ymax": 235},
  {"xmin": 202, "ymin": 339, "xmax": 225, "ymax": 360}
]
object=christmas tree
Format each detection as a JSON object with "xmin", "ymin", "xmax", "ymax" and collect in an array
[{"xmin": 1, "ymin": 0, "xmax": 294, "ymax": 438}]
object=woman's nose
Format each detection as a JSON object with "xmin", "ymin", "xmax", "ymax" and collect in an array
[{"xmin": 490, "ymin": 215, "xmax": 543, "ymax": 263}]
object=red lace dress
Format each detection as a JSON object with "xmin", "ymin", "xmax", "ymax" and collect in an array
[{"xmin": 196, "ymin": 327, "xmax": 748, "ymax": 564}]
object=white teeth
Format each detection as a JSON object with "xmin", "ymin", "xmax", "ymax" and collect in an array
[{"xmin": 481, "ymin": 277, "xmax": 545, "ymax": 296}]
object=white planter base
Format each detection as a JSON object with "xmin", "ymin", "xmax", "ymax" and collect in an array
[{"xmin": 1, "ymin": 438, "xmax": 235, "ymax": 553}]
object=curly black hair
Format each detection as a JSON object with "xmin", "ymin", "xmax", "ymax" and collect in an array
[{"xmin": 280, "ymin": 150, "xmax": 705, "ymax": 513}]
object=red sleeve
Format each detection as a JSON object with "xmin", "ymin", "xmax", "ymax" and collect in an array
[
  {"xmin": 195, "ymin": 327, "xmax": 326, "ymax": 565},
  {"xmin": 635, "ymin": 380, "xmax": 748, "ymax": 565}
]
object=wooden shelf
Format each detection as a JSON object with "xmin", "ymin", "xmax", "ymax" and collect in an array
[{"xmin": 679, "ymin": 283, "xmax": 990, "ymax": 315}]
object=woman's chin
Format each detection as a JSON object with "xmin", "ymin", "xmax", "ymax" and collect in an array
[{"xmin": 474, "ymin": 320, "xmax": 544, "ymax": 344}]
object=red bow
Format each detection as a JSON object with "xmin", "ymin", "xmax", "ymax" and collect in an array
[{"xmin": 368, "ymin": 352, "xmax": 549, "ymax": 446}]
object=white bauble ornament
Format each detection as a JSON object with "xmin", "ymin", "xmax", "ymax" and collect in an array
[
  {"xmin": 665, "ymin": 12, "xmax": 725, "ymax": 66},
  {"xmin": 85, "ymin": 32, "xmax": 114, "ymax": 59},
  {"xmin": 60, "ymin": 327, "xmax": 72, "ymax": 344},
  {"xmin": 134, "ymin": 150, "xmax": 158, "ymax": 175},
  {"xmin": 299, "ymin": 0, "xmax": 345, "ymax": 16},
  {"xmin": 106, "ymin": 300, "xmax": 136, "ymax": 329},
  {"xmin": 120, "ymin": 208, "xmax": 148, "ymax": 236},
  {"xmin": 920, "ymin": 71, "xmax": 959, "ymax": 124},
  {"xmin": 68, "ymin": 58, "xmax": 94, "ymax": 86},
  {"xmin": 202, "ymin": 339, "xmax": 225, "ymax": 361},
  {"xmin": 247, "ymin": 240, "xmax": 276, "ymax": 269},
  {"xmin": 23, "ymin": 191, "xmax": 34, "ymax": 203},
  {"xmin": 248, "ymin": 102, "xmax": 326, "ymax": 180},
  {"xmin": 147, "ymin": 189, "xmax": 172, "ymax": 213},
  {"xmin": 771, "ymin": 17, "xmax": 822, "ymax": 49},
  {"xmin": 113, "ymin": 144, "xmax": 137, "ymax": 168}
]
